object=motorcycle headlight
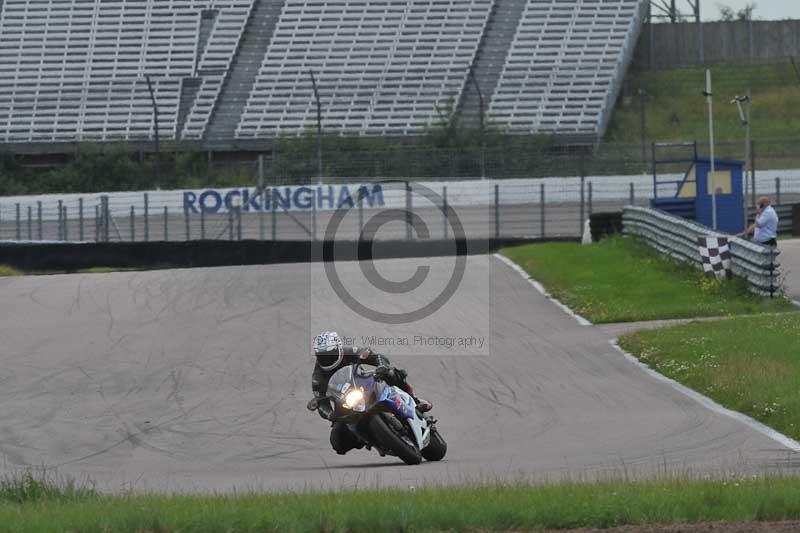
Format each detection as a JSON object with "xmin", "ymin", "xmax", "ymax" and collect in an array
[{"xmin": 343, "ymin": 389, "xmax": 366, "ymax": 412}]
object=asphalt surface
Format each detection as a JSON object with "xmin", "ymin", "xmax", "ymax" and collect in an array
[
  {"xmin": 0, "ymin": 255, "xmax": 796, "ymax": 493},
  {"xmin": 780, "ymin": 238, "xmax": 800, "ymax": 302}
]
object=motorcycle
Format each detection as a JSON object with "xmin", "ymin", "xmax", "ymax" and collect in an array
[{"xmin": 309, "ymin": 364, "xmax": 446, "ymax": 465}]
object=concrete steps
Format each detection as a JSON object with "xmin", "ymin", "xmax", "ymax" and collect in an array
[
  {"xmin": 458, "ymin": 0, "xmax": 527, "ymax": 128},
  {"xmin": 204, "ymin": 0, "xmax": 285, "ymax": 144},
  {"xmin": 176, "ymin": 77, "xmax": 202, "ymax": 135}
]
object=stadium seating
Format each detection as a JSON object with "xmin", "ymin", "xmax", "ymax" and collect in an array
[
  {"xmin": 180, "ymin": 1, "xmax": 255, "ymax": 140},
  {"xmin": 488, "ymin": 0, "xmax": 647, "ymax": 136},
  {"xmin": 0, "ymin": 0, "xmax": 202, "ymax": 143},
  {"xmin": 235, "ymin": 0, "xmax": 494, "ymax": 138},
  {"xmin": 0, "ymin": 0, "xmax": 647, "ymax": 144}
]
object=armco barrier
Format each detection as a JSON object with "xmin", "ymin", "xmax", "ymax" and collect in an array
[
  {"xmin": 795, "ymin": 205, "xmax": 800, "ymax": 236},
  {"xmin": 623, "ymin": 206, "xmax": 781, "ymax": 297},
  {"xmin": 0, "ymin": 237, "xmax": 569, "ymax": 272}
]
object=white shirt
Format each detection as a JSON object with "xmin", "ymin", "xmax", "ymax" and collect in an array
[{"xmin": 754, "ymin": 205, "xmax": 778, "ymax": 243}]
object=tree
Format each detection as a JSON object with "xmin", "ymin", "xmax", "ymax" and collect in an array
[
  {"xmin": 649, "ymin": 1, "xmax": 699, "ymax": 23},
  {"xmin": 717, "ymin": 2, "xmax": 756, "ymax": 21}
]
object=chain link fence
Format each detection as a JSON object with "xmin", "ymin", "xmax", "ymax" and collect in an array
[
  {"xmin": 192, "ymin": 139, "xmax": 799, "ymax": 186},
  {"xmin": 7, "ymin": 137, "xmax": 789, "ymax": 189}
]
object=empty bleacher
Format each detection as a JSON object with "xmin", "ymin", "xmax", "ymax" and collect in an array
[
  {"xmin": 488, "ymin": 0, "xmax": 647, "ymax": 138},
  {"xmin": 235, "ymin": 0, "xmax": 494, "ymax": 138},
  {"xmin": 0, "ymin": 0, "xmax": 649, "ymax": 145},
  {"xmin": 0, "ymin": 0, "xmax": 203, "ymax": 143}
]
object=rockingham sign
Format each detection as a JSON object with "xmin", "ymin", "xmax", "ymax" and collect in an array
[
  {"xmin": 182, "ymin": 184, "xmax": 386, "ymax": 214},
  {"xmin": 0, "ymin": 183, "xmax": 392, "ymax": 222}
]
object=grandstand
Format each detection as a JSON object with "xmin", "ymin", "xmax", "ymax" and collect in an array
[
  {"xmin": 235, "ymin": 0, "xmax": 494, "ymax": 138},
  {"xmin": 0, "ymin": 0, "xmax": 199, "ymax": 143},
  {"xmin": 486, "ymin": 0, "xmax": 647, "ymax": 138},
  {"xmin": 0, "ymin": 0, "xmax": 648, "ymax": 148}
]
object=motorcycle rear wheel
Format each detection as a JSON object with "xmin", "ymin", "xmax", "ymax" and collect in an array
[
  {"xmin": 421, "ymin": 425, "xmax": 447, "ymax": 461},
  {"xmin": 368, "ymin": 414, "xmax": 422, "ymax": 465}
]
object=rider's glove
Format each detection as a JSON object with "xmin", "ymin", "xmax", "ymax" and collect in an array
[
  {"xmin": 317, "ymin": 402, "xmax": 333, "ymax": 421},
  {"xmin": 374, "ymin": 365, "xmax": 396, "ymax": 382}
]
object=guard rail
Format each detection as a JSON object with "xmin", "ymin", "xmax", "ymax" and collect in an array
[{"xmin": 623, "ymin": 206, "xmax": 781, "ymax": 298}]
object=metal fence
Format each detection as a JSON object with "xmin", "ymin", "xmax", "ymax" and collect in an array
[
  {"xmin": 2, "ymin": 173, "xmax": 800, "ymax": 244},
  {"xmin": 0, "ymin": 180, "xmax": 639, "ymax": 243},
  {"xmin": 623, "ymin": 206, "xmax": 781, "ymax": 297},
  {"xmin": 201, "ymin": 138, "xmax": 800, "ymax": 184},
  {"xmin": 633, "ymin": 20, "xmax": 800, "ymax": 70},
  {"xmin": 7, "ymin": 136, "xmax": 800, "ymax": 188}
]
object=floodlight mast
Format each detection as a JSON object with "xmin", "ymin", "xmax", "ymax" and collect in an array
[
  {"xmin": 730, "ymin": 93, "xmax": 752, "ymax": 229},
  {"xmin": 703, "ymin": 70, "xmax": 717, "ymax": 231},
  {"xmin": 309, "ymin": 69, "xmax": 323, "ymax": 184},
  {"xmin": 469, "ymin": 70, "xmax": 486, "ymax": 180},
  {"xmin": 145, "ymin": 75, "xmax": 160, "ymax": 184}
]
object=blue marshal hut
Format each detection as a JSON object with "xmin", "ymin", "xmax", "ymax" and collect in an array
[{"xmin": 652, "ymin": 156, "xmax": 746, "ymax": 234}]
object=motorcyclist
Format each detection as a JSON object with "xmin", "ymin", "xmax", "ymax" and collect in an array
[{"xmin": 307, "ymin": 331, "xmax": 432, "ymax": 455}]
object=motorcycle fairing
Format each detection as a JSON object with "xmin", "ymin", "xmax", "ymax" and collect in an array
[
  {"xmin": 329, "ymin": 366, "xmax": 377, "ymax": 401},
  {"xmin": 379, "ymin": 385, "xmax": 430, "ymax": 450},
  {"xmin": 328, "ymin": 364, "xmax": 432, "ymax": 451}
]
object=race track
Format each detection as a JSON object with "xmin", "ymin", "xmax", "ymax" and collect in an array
[
  {"xmin": 0, "ymin": 255, "xmax": 797, "ymax": 492},
  {"xmin": 781, "ymin": 238, "xmax": 800, "ymax": 302}
]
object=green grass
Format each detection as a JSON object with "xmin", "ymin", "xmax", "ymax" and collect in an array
[
  {"xmin": 76, "ymin": 266, "xmax": 141, "ymax": 274},
  {"xmin": 501, "ymin": 237, "xmax": 793, "ymax": 323},
  {"xmin": 619, "ymin": 313, "xmax": 800, "ymax": 441},
  {"xmin": 607, "ymin": 62, "xmax": 800, "ymax": 145},
  {"xmin": 5, "ymin": 472, "xmax": 800, "ymax": 532},
  {"xmin": 0, "ymin": 265, "xmax": 142, "ymax": 276},
  {"xmin": 0, "ymin": 471, "xmax": 96, "ymax": 504},
  {"xmin": 0, "ymin": 265, "xmax": 22, "ymax": 276}
]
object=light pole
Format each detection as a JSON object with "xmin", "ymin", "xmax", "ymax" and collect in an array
[
  {"xmin": 145, "ymin": 75, "xmax": 160, "ymax": 185},
  {"xmin": 703, "ymin": 69, "xmax": 717, "ymax": 231},
  {"xmin": 639, "ymin": 88, "xmax": 647, "ymax": 176},
  {"xmin": 309, "ymin": 69, "xmax": 323, "ymax": 184},
  {"xmin": 469, "ymin": 71, "xmax": 486, "ymax": 179},
  {"xmin": 731, "ymin": 92, "xmax": 751, "ymax": 230}
]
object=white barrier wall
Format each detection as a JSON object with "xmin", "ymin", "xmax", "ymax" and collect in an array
[{"xmin": 1, "ymin": 171, "xmax": 799, "ymax": 222}]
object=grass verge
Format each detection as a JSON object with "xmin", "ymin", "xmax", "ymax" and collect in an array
[
  {"xmin": 0, "ymin": 265, "xmax": 22, "ymax": 276},
  {"xmin": 76, "ymin": 266, "xmax": 140, "ymax": 274},
  {"xmin": 5, "ymin": 472, "xmax": 800, "ymax": 532},
  {"xmin": 0, "ymin": 265, "xmax": 144, "ymax": 276},
  {"xmin": 607, "ymin": 62, "xmax": 800, "ymax": 146},
  {"xmin": 501, "ymin": 237, "xmax": 793, "ymax": 323},
  {"xmin": 619, "ymin": 313, "xmax": 800, "ymax": 441}
]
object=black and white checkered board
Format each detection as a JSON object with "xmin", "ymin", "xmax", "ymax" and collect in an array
[{"xmin": 697, "ymin": 237, "xmax": 732, "ymax": 279}]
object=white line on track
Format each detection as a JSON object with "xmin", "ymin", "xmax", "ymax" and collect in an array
[
  {"xmin": 493, "ymin": 253, "xmax": 592, "ymax": 326},
  {"xmin": 610, "ymin": 339, "xmax": 800, "ymax": 453}
]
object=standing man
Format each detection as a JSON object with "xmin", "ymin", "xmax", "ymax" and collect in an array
[{"xmin": 739, "ymin": 196, "xmax": 778, "ymax": 246}]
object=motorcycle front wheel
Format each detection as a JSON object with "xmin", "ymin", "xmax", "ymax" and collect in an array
[
  {"xmin": 368, "ymin": 413, "xmax": 422, "ymax": 465},
  {"xmin": 421, "ymin": 425, "xmax": 447, "ymax": 461}
]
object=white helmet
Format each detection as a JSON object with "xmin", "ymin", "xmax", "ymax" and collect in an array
[{"xmin": 314, "ymin": 331, "xmax": 343, "ymax": 371}]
